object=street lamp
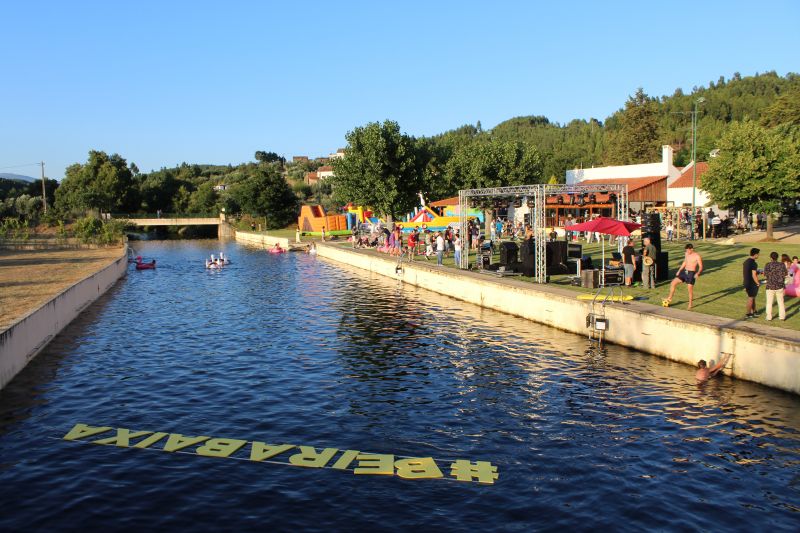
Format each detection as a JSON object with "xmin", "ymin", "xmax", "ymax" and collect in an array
[{"xmin": 690, "ymin": 97, "xmax": 705, "ymax": 239}]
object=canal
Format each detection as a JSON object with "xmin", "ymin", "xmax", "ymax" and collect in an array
[{"xmin": 1, "ymin": 240, "xmax": 798, "ymax": 531}]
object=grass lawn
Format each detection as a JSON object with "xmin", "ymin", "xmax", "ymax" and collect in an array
[{"xmin": 395, "ymin": 238, "xmax": 800, "ymax": 331}]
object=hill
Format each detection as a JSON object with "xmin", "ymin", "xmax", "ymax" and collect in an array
[
  {"xmin": 0, "ymin": 173, "xmax": 36, "ymax": 182},
  {"xmin": 489, "ymin": 71, "xmax": 800, "ymax": 181}
]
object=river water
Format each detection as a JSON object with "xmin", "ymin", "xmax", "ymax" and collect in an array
[{"xmin": 1, "ymin": 240, "xmax": 799, "ymax": 531}]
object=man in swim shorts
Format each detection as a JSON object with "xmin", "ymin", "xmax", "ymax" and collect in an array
[
  {"xmin": 743, "ymin": 248, "xmax": 760, "ymax": 318},
  {"xmin": 664, "ymin": 243, "xmax": 703, "ymax": 310}
]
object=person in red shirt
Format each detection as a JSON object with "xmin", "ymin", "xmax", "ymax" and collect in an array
[{"xmin": 407, "ymin": 229, "xmax": 418, "ymax": 260}]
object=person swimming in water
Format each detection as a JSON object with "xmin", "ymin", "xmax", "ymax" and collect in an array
[{"xmin": 696, "ymin": 352, "xmax": 733, "ymax": 382}]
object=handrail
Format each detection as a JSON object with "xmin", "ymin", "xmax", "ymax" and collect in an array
[{"xmin": 110, "ymin": 213, "xmax": 218, "ymax": 219}]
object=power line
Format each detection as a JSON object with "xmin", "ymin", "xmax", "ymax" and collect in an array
[{"xmin": 0, "ymin": 162, "xmax": 40, "ymax": 171}]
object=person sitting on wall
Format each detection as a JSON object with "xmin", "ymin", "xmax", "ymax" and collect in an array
[{"xmin": 696, "ymin": 352, "xmax": 733, "ymax": 382}]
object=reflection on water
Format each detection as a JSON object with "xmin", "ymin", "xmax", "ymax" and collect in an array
[{"xmin": 0, "ymin": 240, "xmax": 799, "ymax": 531}]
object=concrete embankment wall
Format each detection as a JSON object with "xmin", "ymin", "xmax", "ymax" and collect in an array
[
  {"xmin": 317, "ymin": 244, "xmax": 800, "ymax": 395},
  {"xmin": 233, "ymin": 230, "xmax": 289, "ymax": 248},
  {"xmin": 0, "ymin": 247, "xmax": 128, "ymax": 390}
]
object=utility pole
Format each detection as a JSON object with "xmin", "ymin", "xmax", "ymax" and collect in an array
[
  {"xmin": 40, "ymin": 161, "xmax": 47, "ymax": 214},
  {"xmin": 690, "ymin": 97, "xmax": 705, "ymax": 240}
]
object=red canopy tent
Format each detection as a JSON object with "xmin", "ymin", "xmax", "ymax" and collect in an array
[{"xmin": 567, "ymin": 217, "xmax": 642, "ymax": 283}]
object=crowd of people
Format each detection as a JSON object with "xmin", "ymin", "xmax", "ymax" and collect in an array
[
  {"xmin": 341, "ymin": 210, "xmax": 797, "ymax": 323},
  {"xmin": 350, "ymin": 222, "xmax": 468, "ymax": 267},
  {"xmin": 742, "ymin": 248, "xmax": 799, "ymax": 321}
]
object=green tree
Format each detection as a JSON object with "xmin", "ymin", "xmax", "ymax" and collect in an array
[
  {"xmin": 172, "ymin": 185, "xmax": 192, "ymax": 213},
  {"xmin": 55, "ymin": 150, "xmax": 139, "ymax": 214},
  {"xmin": 445, "ymin": 137, "xmax": 543, "ymax": 190},
  {"xmin": 139, "ymin": 169, "xmax": 181, "ymax": 213},
  {"xmin": 255, "ymin": 151, "xmax": 285, "ymax": 166},
  {"xmin": 703, "ymin": 121, "xmax": 800, "ymax": 239},
  {"xmin": 761, "ymin": 86, "xmax": 800, "ymax": 128},
  {"xmin": 232, "ymin": 165, "xmax": 298, "ymax": 229},
  {"xmin": 445, "ymin": 138, "xmax": 543, "ymax": 234},
  {"xmin": 187, "ymin": 182, "xmax": 218, "ymax": 214},
  {"xmin": 330, "ymin": 120, "xmax": 422, "ymax": 221},
  {"xmin": 605, "ymin": 88, "xmax": 661, "ymax": 165}
]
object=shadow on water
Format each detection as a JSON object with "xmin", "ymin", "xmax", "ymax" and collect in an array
[{"xmin": 0, "ymin": 282, "xmax": 122, "ymax": 434}]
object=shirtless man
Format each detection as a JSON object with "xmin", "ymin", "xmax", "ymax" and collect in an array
[
  {"xmin": 696, "ymin": 352, "xmax": 733, "ymax": 382},
  {"xmin": 664, "ymin": 243, "xmax": 703, "ymax": 309}
]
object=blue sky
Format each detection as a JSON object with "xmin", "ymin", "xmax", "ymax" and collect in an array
[{"xmin": 2, "ymin": 0, "xmax": 798, "ymax": 180}]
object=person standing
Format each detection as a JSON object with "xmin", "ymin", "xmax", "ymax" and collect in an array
[
  {"xmin": 666, "ymin": 220, "xmax": 674, "ymax": 242},
  {"xmin": 642, "ymin": 236, "xmax": 658, "ymax": 289},
  {"xmin": 435, "ymin": 231, "xmax": 445, "ymax": 266},
  {"xmin": 622, "ymin": 238, "xmax": 636, "ymax": 286},
  {"xmin": 664, "ymin": 243, "xmax": 703, "ymax": 310},
  {"xmin": 743, "ymin": 248, "xmax": 760, "ymax": 318},
  {"xmin": 453, "ymin": 230, "xmax": 462, "ymax": 268},
  {"xmin": 764, "ymin": 251, "xmax": 787, "ymax": 321},
  {"xmin": 407, "ymin": 229, "xmax": 417, "ymax": 260},
  {"xmin": 321, "ymin": 226, "xmax": 326, "ymax": 242},
  {"xmin": 711, "ymin": 213, "xmax": 721, "ymax": 238},
  {"xmin": 424, "ymin": 230, "xmax": 433, "ymax": 260},
  {"xmin": 490, "ymin": 218, "xmax": 497, "ymax": 242}
]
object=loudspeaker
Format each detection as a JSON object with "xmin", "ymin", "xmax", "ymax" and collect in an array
[
  {"xmin": 520, "ymin": 238, "xmax": 535, "ymax": 277},
  {"xmin": 546, "ymin": 241, "xmax": 569, "ymax": 275},
  {"xmin": 656, "ymin": 251, "xmax": 669, "ymax": 281},
  {"xmin": 546, "ymin": 241, "xmax": 567, "ymax": 267},
  {"xmin": 642, "ymin": 213, "xmax": 662, "ymax": 251},
  {"xmin": 500, "ymin": 242, "xmax": 519, "ymax": 266}
]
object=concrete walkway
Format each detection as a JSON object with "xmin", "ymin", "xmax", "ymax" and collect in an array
[{"xmin": 724, "ymin": 223, "xmax": 800, "ymax": 244}]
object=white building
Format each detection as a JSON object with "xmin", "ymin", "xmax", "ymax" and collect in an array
[
  {"xmin": 317, "ymin": 165, "xmax": 335, "ymax": 180},
  {"xmin": 667, "ymin": 161, "xmax": 710, "ymax": 207},
  {"xmin": 566, "ymin": 145, "xmax": 682, "ymax": 187}
]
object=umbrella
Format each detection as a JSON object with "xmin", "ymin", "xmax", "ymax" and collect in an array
[{"xmin": 566, "ymin": 217, "xmax": 642, "ymax": 285}]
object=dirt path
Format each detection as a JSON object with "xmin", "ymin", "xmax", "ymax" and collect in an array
[{"xmin": 0, "ymin": 247, "xmax": 124, "ymax": 331}]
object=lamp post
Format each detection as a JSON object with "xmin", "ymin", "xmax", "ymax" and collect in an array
[{"xmin": 690, "ymin": 97, "xmax": 705, "ymax": 240}]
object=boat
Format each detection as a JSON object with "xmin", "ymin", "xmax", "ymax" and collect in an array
[{"xmin": 135, "ymin": 258, "xmax": 156, "ymax": 270}]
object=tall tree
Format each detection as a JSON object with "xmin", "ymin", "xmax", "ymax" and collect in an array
[
  {"xmin": 605, "ymin": 88, "xmax": 661, "ymax": 165},
  {"xmin": 445, "ymin": 138, "xmax": 543, "ymax": 190},
  {"xmin": 232, "ymin": 165, "xmax": 298, "ymax": 229},
  {"xmin": 55, "ymin": 150, "xmax": 139, "ymax": 214},
  {"xmin": 255, "ymin": 151, "xmax": 285, "ymax": 167},
  {"xmin": 761, "ymin": 87, "xmax": 800, "ymax": 128},
  {"xmin": 330, "ymin": 120, "xmax": 422, "ymax": 221},
  {"xmin": 446, "ymin": 138, "xmax": 543, "ymax": 234},
  {"xmin": 703, "ymin": 121, "xmax": 800, "ymax": 239}
]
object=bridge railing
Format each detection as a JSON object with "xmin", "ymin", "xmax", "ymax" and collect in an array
[{"xmin": 111, "ymin": 213, "xmax": 218, "ymax": 219}]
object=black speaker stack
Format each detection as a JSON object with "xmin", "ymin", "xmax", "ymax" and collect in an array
[
  {"xmin": 520, "ymin": 238, "xmax": 536, "ymax": 277},
  {"xmin": 642, "ymin": 213, "xmax": 662, "ymax": 251},
  {"xmin": 642, "ymin": 213, "xmax": 669, "ymax": 280},
  {"xmin": 500, "ymin": 242, "xmax": 519, "ymax": 266},
  {"xmin": 515, "ymin": 238, "xmax": 571, "ymax": 277}
]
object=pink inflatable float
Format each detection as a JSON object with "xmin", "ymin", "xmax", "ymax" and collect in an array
[{"xmin": 786, "ymin": 264, "xmax": 800, "ymax": 297}]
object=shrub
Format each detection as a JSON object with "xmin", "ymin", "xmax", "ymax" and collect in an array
[{"xmin": 72, "ymin": 216, "xmax": 126, "ymax": 245}]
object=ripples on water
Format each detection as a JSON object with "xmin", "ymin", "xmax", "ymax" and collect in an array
[{"xmin": 0, "ymin": 240, "xmax": 799, "ymax": 531}]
